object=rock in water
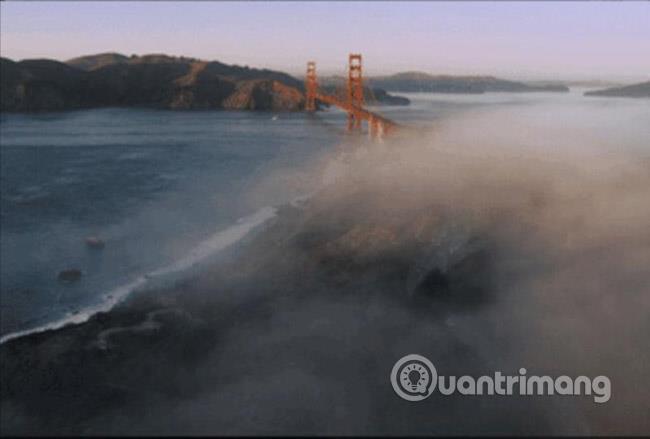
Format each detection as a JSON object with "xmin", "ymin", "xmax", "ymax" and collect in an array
[
  {"xmin": 58, "ymin": 269, "xmax": 82, "ymax": 283},
  {"xmin": 85, "ymin": 236, "xmax": 105, "ymax": 249}
]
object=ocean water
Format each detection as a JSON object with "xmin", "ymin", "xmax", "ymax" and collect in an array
[
  {"xmin": 1, "ymin": 89, "xmax": 648, "ymax": 341},
  {"xmin": 0, "ymin": 109, "xmax": 345, "ymax": 339}
]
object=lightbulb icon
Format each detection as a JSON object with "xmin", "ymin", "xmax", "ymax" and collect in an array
[
  {"xmin": 390, "ymin": 354, "xmax": 437, "ymax": 401},
  {"xmin": 408, "ymin": 369, "xmax": 422, "ymax": 390}
]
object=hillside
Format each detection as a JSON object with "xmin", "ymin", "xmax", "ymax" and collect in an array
[
  {"xmin": 1, "ymin": 53, "xmax": 306, "ymax": 112},
  {"xmin": 66, "ymin": 52, "xmax": 131, "ymax": 71},
  {"xmin": 364, "ymin": 71, "xmax": 569, "ymax": 94},
  {"xmin": 1, "ymin": 58, "xmax": 91, "ymax": 111},
  {"xmin": 584, "ymin": 81, "xmax": 650, "ymax": 98}
]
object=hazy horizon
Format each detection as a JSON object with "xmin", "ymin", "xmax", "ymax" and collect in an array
[{"xmin": 1, "ymin": 2, "xmax": 649, "ymax": 83}]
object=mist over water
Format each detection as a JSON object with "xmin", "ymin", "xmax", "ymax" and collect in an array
[
  {"xmin": 200, "ymin": 92, "xmax": 648, "ymax": 434},
  {"xmin": 319, "ymin": 105, "xmax": 650, "ymax": 433},
  {"xmin": 1, "ymin": 91, "xmax": 649, "ymax": 434}
]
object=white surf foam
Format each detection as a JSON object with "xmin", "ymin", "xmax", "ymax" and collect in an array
[{"xmin": 0, "ymin": 206, "xmax": 278, "ymax": 345}]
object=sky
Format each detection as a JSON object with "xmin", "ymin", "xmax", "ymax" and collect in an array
[{"xmin": 1, "ymin": 1, "xmax": 649, "ymax": 81}]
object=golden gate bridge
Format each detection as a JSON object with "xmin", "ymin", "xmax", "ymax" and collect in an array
[{"xmin": 305, "ymin": 54, "xmax": 398, "ymax": 140}]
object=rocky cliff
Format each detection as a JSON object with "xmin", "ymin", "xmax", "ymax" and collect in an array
[{"xmin": 1, "ymin": 53, "xmax": 305, "ymax": 112}]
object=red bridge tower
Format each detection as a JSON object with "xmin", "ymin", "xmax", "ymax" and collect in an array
[
  {"xmin": 347, "ymin": 54, "xmax": 364, "ymax": 131},
  {"xmin": 305, "ymin": 61, "xmax": 318, "ymax": 112},
  {"xmin": 303, "ymin": 54, "xmax": 397, "ymax": 139}
]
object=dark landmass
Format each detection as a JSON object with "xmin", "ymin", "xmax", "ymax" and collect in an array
[
  {"xmin": 3, "ymin": 53, "xmax": 575, "ymax": 112},
  {"xmin": 365, "ymin": 71, "xmax": 569, "ymax": 93},
  {"xmin": 0, "ymin": 52, "xmax": 409, "ymax": 113},
  {"xmin": 584, "ymin": 81, "xmax": 650, "ymax": 98},
  {"xmin": 1, "ymin": 53, "xmax": 305, "ymax": 112}
]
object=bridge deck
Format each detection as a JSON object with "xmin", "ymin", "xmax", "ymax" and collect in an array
[{"xmin": 315, "ymin": 93, "xmax": 398, "ymax": 133}]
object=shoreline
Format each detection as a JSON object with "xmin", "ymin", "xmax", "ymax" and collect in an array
[{"xmin": 0, "ymin": 205, "xmax": 278, "ymax": 346}]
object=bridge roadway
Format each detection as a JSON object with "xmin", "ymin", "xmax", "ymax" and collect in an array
[{"xmin": 315, "ymin": 93, "xmax": 398, "ymax": 138}]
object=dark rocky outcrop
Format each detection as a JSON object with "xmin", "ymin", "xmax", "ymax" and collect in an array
[
  {"xmin": 57, "ymin": 269, "xmax": 82, "ymax": 283},
  {"xmin": 584, "ymin": 81, "xmax": 650, "ymax": 98},
  {"xmin": 85, "ymin": 237, "xmax": 105, "ymax": 249},
  {"xmin": 1, "ymin": 53, "xmax": 305, "ymax": 112}
]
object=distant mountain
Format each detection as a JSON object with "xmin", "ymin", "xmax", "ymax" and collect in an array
[
  {"xmin": 369, "ymin": 88, "xmax": 410, "ymax": 106},
  {"xmin": 1, "ymin": 53, "xmax": 306, "ymax": 112},
  {"xmin": 364, "ymin": 71, "xmax": 569, "ymax": 94},
  {"xmin": 563, "ymin": 79, "xmax": 624, "ymax": 88},
  {"xmin": 584, "ymin": 81, "xmax": 650, "ymax": 98},
  {"xmin": 319, "ymin": 81, "xmax": 410, "ymax": 106}
]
